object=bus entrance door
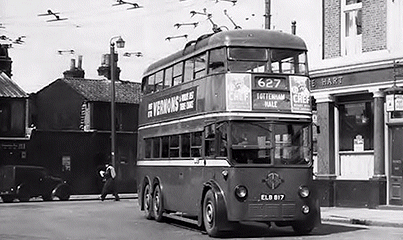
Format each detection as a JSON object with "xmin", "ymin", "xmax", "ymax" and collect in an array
[{"xmin": 390, "ymin": 126, "xmax": 403, "ymax": 205}]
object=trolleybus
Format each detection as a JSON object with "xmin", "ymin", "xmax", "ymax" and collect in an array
[{"xmin": 136, "ymin": 29, "xmax": 320, "ymax": 237}]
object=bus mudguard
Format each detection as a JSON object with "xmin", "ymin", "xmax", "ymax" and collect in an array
[{"xmin": 200, "ymin": 180, "xmax": 232, "ymax": 231}]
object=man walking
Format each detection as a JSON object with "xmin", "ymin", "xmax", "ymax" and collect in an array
[{"xmin": 100, "ymin": 162, "xmax": 120, "ymax": 201}]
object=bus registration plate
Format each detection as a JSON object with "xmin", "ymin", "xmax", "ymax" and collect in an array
[{"xmin": 260, "ymin": 193, "xmax": 285, "ymax": 201}]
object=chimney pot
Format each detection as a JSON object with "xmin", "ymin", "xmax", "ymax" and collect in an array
[
  {"xmin": 70, "ymin": 59, "xmax": 76, "ymax": 70},
  {"xmin": 78, "ymin": 55, "xmax": 83, "ymax": 69}
]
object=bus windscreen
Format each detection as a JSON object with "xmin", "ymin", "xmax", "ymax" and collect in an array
[{"xmin": 229, "ymin": 121, "xmax": 311, "ymax": 165}]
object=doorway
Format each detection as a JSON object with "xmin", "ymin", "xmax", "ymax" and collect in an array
[{"xmin": 390, "ymin": 126, "xmax": 403, "ymax": 205}]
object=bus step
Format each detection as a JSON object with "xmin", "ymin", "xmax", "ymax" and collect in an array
[{"xmin": 163, "ymin": 212, "xmax": 198, "ymax": 225}]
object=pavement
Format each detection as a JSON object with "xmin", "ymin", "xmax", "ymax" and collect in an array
[{"xmin": 70, "ymin": 193, "xmax": 403, "ymax": 228}]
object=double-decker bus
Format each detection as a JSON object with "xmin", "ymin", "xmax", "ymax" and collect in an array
[{"xmin": 136, "ymin": 29, "xmax": 320, "ymax": 237}]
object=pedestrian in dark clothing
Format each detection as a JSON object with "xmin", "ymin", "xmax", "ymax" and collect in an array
[{"xmin": 100, "ymin": 163, "xmax": 120, "ymax": 201}]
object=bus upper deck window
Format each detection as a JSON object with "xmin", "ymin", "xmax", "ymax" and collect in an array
[
  {"xmin": 208, "ymin": 48, "xmax": 226, "ymax": 74},
  {"xmin": 228, "ymin": 48, "xmax": 268, "ymax": 61},
  {"xmin": 270, "ymin": 49, "xmax": 307, "ymax": 75},
  {"xmin": 155, "ymin": 71, "xmax": 163, "ymax": 92},
  {"xmin": 164, "ymin": 67, "xmax": 173, "ymax": 89},
  {"xmin": 173, "ymin": 62, "xmax": 183, "ymax": 86}
]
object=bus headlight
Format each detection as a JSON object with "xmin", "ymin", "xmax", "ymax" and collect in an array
[
  {"xmin": 234, "ymin": 185, "xmax": 248, "ymax": 201},
  {"xmin": 298, "ymin": 186, "xmax": 310, "ymax": 198}
]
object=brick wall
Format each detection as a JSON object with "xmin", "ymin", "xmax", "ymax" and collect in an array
[
  {"xmin": 324, "ymin": 0, "xmax": 341, "ymax": 59},
  {"xmin": 324, "ymin": 0, "xmax": 387, "ymax": 59},
  {"xmin": 362, "ymin": 0, "xmax": 387, "ymax": 52}
]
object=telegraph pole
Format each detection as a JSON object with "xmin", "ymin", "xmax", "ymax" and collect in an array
[{"xmin": 265, "ymin": 0, "xmax": 271, "ymax": 29}]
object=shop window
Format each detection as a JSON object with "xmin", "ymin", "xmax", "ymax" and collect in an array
[{"xmin": 339, "ymin": 101, "xmax": 373, "ymax": 151}]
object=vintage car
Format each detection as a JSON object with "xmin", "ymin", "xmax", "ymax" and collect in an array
[{"xmin": 0, "ymin": 165, "xmax": 71, "ymax": 203}]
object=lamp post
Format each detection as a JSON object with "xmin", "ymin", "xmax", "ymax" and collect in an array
[{"xmin": 110, "ymin": 36, "xmax": 125, "ymax": 167}]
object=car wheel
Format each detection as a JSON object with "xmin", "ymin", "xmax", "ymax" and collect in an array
[
  {"xmin": 42, "ymin": 193, "xmax": 53, "ymax": 201},
  {"xmin": 57, "ymin": 187, "xmax": 71, "ymax": 201},
  {"xmin": 1, "ymin": 195, "xmax": 14, "ymax": 203},
  {"xmin": 17, "ymin": 184, "xmax": 30, "ymax": 202}
]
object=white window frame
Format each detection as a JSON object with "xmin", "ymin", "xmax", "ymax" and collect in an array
[{"xmin": 341, "ymin": 1, "xmax": 362, "ymax": 56}]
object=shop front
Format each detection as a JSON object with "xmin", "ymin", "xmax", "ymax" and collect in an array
[{"xmin": 311, "ymin": 61, "xmax": 403, "ymax": 207}]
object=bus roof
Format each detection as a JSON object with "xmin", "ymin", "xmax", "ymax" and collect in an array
[{"xmin": 144, "ymin": 29, "xmax": 307, "ymax": 76}]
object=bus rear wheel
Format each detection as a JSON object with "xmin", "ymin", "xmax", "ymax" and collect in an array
[
  {"xmin": 152, "ymin": 184, "xmax": 164, "ymax": 222},
  {"xmin": 143, "ymin": 183, "xmax": 153, "ymax": 220},
  {"xmin": 203, "ymin": 190, "xmax": 221, "ymax": 237}
]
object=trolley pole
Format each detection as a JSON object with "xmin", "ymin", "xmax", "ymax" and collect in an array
[{"xmin": 265, "ymin": 0, "xmax": 271, "ymax": 29}]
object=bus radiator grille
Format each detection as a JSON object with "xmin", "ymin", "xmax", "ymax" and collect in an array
[{"xmin": 248, "ymin": 203, "xmax": 296, "ymax": 219}]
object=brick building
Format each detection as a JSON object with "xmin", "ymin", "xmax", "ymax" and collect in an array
[
  {"xmin": 28, "ymin": 58, "xmax": 141, "ymax": 194},
  {"xmin": 0, "ymin": 44, "xmax": 29, "ymax": 166},
  {"xmin": 311, "ymin": 0, "xmax": 403, "ymax": 207}
]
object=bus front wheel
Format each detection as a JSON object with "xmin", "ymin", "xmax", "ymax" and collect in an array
[
  {"xmin": 152, "ymin": 184, "xmax": 164, "ymax": 222},
  {"xmin": 203, "ymin": 190, "xmax": 220, "ymax": 237},
  {"xmin": 143, "ymin": 183, "xmax": 153, "ymax": 220}
]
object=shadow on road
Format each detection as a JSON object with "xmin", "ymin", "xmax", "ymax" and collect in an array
[{"xmin": 163, "ymin": 217, "xmax": 367, "ymax": 238}]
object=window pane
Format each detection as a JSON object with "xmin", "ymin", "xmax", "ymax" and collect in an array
[
  {"xmin": 173, "ymin": 62, "xmax": 183, "ymax": 85},
  {"xmin": 205, "ymin": 125, "xmax": 216, "ymax": 156},
  {"xmin": 145, "ymin": 138, "xmax": 151, "ymax": 158},
  {"xmin": 339, "ymin": 102, "xmax": 373, "ymax": 151},
  {"xmin": 0, "ymin": 103, "xmax": 10, "ymax": 133},
  {"xmin": 161, "ymin": 136, "xmax": 169, "ymax": 158},
  {"xmin": 170, "ymin": 135, "xmax": 179, "ymax": 157},
  {"xmin": 346, "ymin": 0, "xmax": 361, "ymax": 4},
  {"xmin": 184, "ymin": 59, "xmax": 194, "ymax": 82},
  {"xmin": 228, "ymin": 48, "xmax": 268, "ymax": 61},
  {"xmin": 148, "ymin": 75, "xmax": 155, "ymax": 93},
  {"xmin": 191, "ymin": 132, "xmax": 202, "ymax": 157},
  {"xmin": 164, "ymin": 67, "xmax": 173, "ymax": 88},
  {"xmin": 208, "ymin": 48, "xmax": 226, "ymax": 73},
  {"xmin": 194, "ymin": 54, "xmax": 206, "ymax": 79},
  {"xmin": 152, "ymin": 138, "xmax": 160, "ymax": 158},
  {"xmin": 155, "ymin": 71, "xmax": 163, "ymax": 92},
  {"xmin": 181, "ymin": 133, "xmax": 190, "ymax": 157}
]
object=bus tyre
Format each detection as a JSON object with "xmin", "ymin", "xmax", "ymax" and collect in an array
[
  {"xmin": 203, "ymin": 190, "xmax": 220, "ymax": 237},
  {"xmin": 152, "ymin": 184, "xmax": 164, "ymax": 222},
  {"xmin": 143, "ymin": 183, "xmax": 153, "ymax": 220},
  {"xmin": 292, "ymin": 222, "xmax": 314, "ymax": 235}
]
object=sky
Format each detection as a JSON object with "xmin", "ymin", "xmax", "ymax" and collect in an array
[{"xmin": 1, "ymin": 0, "xmax": 321, "ymax": 93}]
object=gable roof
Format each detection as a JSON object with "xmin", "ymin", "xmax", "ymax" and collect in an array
[
  {"xmin": 0, "ymin": 71, "xmax": 28, "ymax": 98},
  {"xmin": 61, "ymin": 78, "xmax": 141, "ymax": 104}
]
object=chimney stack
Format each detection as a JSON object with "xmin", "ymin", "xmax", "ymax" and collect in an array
[
  {"xmin": 97, "ymin": 53, "xmax": 121, "ymax": 80},
  {"xmin": 0, "ymin": 44, "xmax": 12, "ymax": 78},
  {"xmin": 63, "ymin": 56, "xmax": 85, "ymax": 78}
]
